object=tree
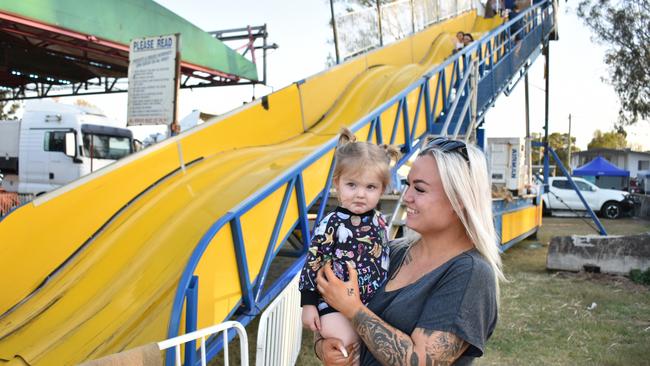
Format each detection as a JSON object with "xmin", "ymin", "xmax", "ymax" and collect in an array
[
  {"xmin": 531, "ymin": 132, "xmax": 544, "ymax": 166},
  {"xmin": 73, "ymin": 98, "xmax": 106, "ymax": 115},
  {"xmin": 531, "ymin": 132, "xmax": 580, "ymax": 168},
  {"xmin": 74, "ymin": 99, "xmax": 97, "ymax": 108},
  {"xmin": 587, "ymin": 129, "xmax": 628, "ymax": 149},
  {"xmin": 548, "ymin": 132, "xmax": 580, "ymax": 169},
  {"xmin": 577, "ymin": 0, "xmax": 650, "ymax": 125},
  {"xmin": 0, "ymin": 92, "xmax": 20, "ymax": 120},
  {"xmin": 628, "ymin": 142, "xmax": 645, "ymax": 152}
]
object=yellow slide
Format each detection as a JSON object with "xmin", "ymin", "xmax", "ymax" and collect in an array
[{"xmin": 0, "ymin": 12, "xmax": 502, "ymax": 365}]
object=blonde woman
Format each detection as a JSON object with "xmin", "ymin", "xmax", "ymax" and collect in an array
[{"xmin": 315, "ymin": 137, "xmax": 504, "ymax": 365}]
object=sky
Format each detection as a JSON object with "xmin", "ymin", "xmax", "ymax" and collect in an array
[
  {"xmin": 483, "ymin": 2, "xmax": 650, "ymax": 150},
  {"xmin": 58, "ymin": 0, "xmax": 649, "ymax": 150}
]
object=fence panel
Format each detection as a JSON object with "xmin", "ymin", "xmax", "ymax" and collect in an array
[
  {"xmin": 336, "ymin": 0, "xmax": 476, "ymax": 59},
  {"xmin": 255, "ymin": 274, "xmax": 302, "ymax": 366},
  {"xmin": 158, "ymin": 321, "xmax": 249, "ymax": 366},
  {"xmin": 337, "ymin": 7, "xmax": 380, "ymax": 59}
]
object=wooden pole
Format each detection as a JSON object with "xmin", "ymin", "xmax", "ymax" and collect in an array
[{"xmin": 170, "ymin": 33, "xmax": 181, "ymax": 137}]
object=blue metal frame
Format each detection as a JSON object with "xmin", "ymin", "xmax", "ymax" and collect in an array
[
  {"xmin": 500, "ymin": 226, "xmax": 539, "ymax": 252},
  {"xmin": 492, "ymin": 195, "xmax": 539, "ymax": 250},
  {"xmin": 165, "ymin": 2, "xmax": 557, "ymax": 364},
  {"xmin": 533, "ymin": 142, "xmax": 607, "ymax": 235},
  {"xmin": 252, "ymin": 181, "xmax": 296, "ymax": 301},
  {"xmin": 315, "ymin": 154, "xmax": 337, "ymax": 224},
  {"xmin": 493, "ymin": 197, "xmax": 536, "ymax": 215},
  {"xmin": 184, "ymin": 276, "xmax": 198, "ymax": 366}
]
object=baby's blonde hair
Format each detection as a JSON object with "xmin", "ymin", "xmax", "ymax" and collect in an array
[{"xmin": 333, "ymin": 128, "xmax": 400, "ymax": 191}]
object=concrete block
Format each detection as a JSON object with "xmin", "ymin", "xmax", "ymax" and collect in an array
[{"xmin": 547, "ymin": 233, "xmax": 650, "ymax": 275}]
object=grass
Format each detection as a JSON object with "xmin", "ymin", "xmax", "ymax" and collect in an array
[
  {"xmin": 478, "ymin": 217, "xmax": 650, "ymax": 366},
  {"xmin": 210, "ymin": 217, "xmax": 650, "ymax": 365},
  {"xmin": 297, "ymin": 217, "xmax": 650, "ymax": 366}
]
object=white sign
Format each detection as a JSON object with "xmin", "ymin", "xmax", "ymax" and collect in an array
[{"xmin": 127, "ymin": 34, "xmax": 179, "ymax": 126}]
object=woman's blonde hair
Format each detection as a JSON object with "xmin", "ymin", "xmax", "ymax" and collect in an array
[
  {"xmin": 397, "ymin": 137, "xmax": 504, "ymax": 297},
  {"xmin": 333, "ymin": 128, "xmax": 400, "ymax": 191}
]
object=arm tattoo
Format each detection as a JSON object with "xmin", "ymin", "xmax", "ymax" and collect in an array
[
  {"xmin": 352, "ymin": 308, "xmax": 414, "ymax": 365},
  {"xmin": 347, "ymin": 288, "xmax": 355, "ymax": 296},
  {"xmin": 351, "ymin": 308, "xmax": 468, "ymax": 366},
  {"xmin": 422, "ymin": 328, "xmax": 468, "ymax": 365}
]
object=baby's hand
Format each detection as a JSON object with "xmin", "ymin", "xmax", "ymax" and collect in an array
[{"xmin": 301, "ymin": 305, "xmax": 321, "ymax": 331}]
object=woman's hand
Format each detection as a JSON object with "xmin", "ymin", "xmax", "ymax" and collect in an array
[
  {"xmin": 318, "ymin": 338, "xmax": 360, "ymax": 366},
  {"xmin": 316, "ymin": 261, "xmax": 363, "ymax": 319}
]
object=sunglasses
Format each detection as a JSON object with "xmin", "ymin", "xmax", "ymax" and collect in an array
[{"xmin": 422, "ymin": 137, "xmax": 470, "ymax": 165}]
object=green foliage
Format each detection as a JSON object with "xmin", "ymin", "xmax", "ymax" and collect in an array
[
  {"xmin": 629, "ymin": 268, "xmax": 650, "ymax": 286},
  {"xmin": 0, "ymin": 92, "xmax": 20, "ymax": 120},
  {"xmin": 531, "ymin": 132, "xmax": 580, "ymax": 168},
  {"xmin": 577, "ymin": 0, "xmax": 650, "ymax": 125},
  {"xmin": 587, "ymin": 129, "xmax": 628, "ymax": 150}
]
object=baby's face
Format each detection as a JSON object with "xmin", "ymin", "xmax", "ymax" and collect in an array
[{"xmin": 335, "ymin": 170, "xmax": 383, "ymax": 214}]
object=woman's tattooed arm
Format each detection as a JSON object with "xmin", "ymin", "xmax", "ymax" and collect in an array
[{"xmin": 351, "ymin": 308, "xmax": 468, "ymax": 365}]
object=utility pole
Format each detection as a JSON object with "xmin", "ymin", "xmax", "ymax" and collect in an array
[
  {"xmin": 543, "ymin": 42, "xmax": 550, "ymax": 184},
  {"xmin": 567, "ymin": 113, "xmax": 572, "ymax": 174},
  {"xmin": 524, "ymin": 71, "xmax": 532, "ymax": 185}
]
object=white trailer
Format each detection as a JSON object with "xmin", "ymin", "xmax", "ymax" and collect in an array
[
  {"xmin": 487, "ymin": 137, "xmax": 530, "ymax": 195},
  {"xmin": 0, "ymin": 101, "xmax": 133, "ymax": 195}
]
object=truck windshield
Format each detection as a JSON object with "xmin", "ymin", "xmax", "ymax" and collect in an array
[{"xmin": 83, "ymin": 134, "xmax": 132, "ymax": 160}]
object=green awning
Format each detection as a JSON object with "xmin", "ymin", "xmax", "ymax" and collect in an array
[{"xmin": 0, "ymin": 0, "xmax": 258, "ymax": 81}]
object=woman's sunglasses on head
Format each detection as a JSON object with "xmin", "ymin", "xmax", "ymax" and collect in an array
[{"xmin": 422, "ymin": 137, "xmax": 470, "ymax": 165}]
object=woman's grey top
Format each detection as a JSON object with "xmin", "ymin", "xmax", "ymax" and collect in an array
[{"xmin": 359, "ymin": 245, "xmax": 498, "ymax": 366}]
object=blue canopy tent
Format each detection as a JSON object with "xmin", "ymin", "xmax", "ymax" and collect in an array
[
  {"xmin": 574, "ymin": 156, "xmax": 629, "ymax": 176},
  {"xmin": 574, "ymin": 156, "xmax": 629, "ymax": 190}
]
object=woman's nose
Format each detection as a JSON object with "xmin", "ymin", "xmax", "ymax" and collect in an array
[{"xmin": 403, "ymin": 187, "xmax": 413, "ymax": 202}]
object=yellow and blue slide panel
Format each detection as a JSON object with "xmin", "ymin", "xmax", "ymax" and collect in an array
[{"xmin": 493, "ymin": 194, "xmax": 544, "ymax": 251}]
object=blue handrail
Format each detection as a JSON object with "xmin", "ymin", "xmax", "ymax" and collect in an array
[{"xmin": 166, "ymin": 1, "xmax": 556, "ymax": 363}]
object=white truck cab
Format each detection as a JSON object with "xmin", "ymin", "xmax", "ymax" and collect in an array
[{"xmin": 0, "ymin": 101, "xmax": 133, "ymax": 196}]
